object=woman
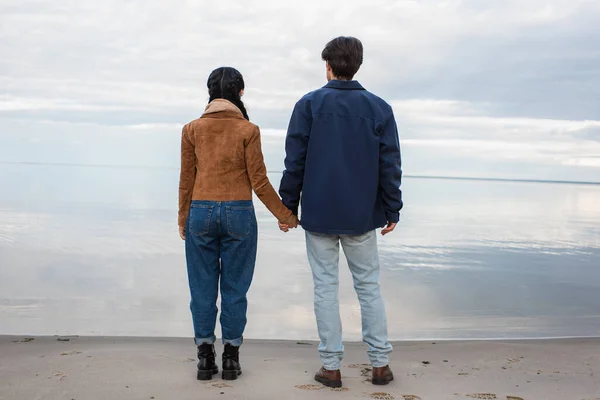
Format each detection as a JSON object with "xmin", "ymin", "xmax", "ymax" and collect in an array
[{"xmin": 178, "ymin": 67, "xmax": 298, "ymax": 381}]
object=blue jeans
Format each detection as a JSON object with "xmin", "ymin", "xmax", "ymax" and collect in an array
[
  {"xmin": 185, "ymin": 200, "xmax": 257, "ymax": 347},
  {"xmin": 305, "ymin": 230, "xmax": 393, "ymax": 369}
]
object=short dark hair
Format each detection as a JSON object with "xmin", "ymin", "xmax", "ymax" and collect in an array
[{"xmin": 321, "ymin": 36, "xmax": 363, "ymax": 80}]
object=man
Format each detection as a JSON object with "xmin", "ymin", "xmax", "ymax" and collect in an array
[{"xmin": 279, "ymin": 36, "xmax": 403, "ymax": 388}]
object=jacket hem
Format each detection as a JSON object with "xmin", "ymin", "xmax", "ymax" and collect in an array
[{"xmin": 301, "ymin": 224, "xmax": 382, "ymax": 236}]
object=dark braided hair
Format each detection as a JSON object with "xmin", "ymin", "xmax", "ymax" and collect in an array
[{"xmin": 207, "ymin": 67, "xmax": 249, "ymax": 120}]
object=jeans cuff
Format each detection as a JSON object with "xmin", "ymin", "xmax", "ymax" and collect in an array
[
  {"xmin": 194, "ymin": 335, "xmax": 216, "ymax": 345},
  {"xmin": 223, "ymin": 336, "xmax": 243, "ymax": 347},
  {"xmin": 371, "ymin": 360, "xmax": 389, "ymax": 368}
]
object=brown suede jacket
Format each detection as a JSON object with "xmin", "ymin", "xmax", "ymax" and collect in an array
[{"xmin": 178, "ymin": 99, "xmax": 297, "ymax": 229}]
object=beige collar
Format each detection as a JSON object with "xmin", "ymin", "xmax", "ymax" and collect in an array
[{"xmin": 202, "ymin": 99, "xmax": 243, "ymax": 117}]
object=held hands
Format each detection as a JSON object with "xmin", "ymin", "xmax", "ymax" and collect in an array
[
  {"xmin": 278, "ymin": 222, "xmax": 291, "ymax": 233},
  {"xmin": 278, "ymin": 215, "xmax": 299, "ymax": 233}
]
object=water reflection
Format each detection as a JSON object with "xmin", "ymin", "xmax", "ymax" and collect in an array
[{"xmin": 0, "ymin": 164, "xmax": 599, "ymax": 340}]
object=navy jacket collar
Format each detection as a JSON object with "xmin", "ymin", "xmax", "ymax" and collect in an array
[{"xmin": 324, "ymin": 80, "xmax": 365, "ymax": 90}]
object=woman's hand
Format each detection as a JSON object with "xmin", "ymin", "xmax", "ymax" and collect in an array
[{"xmin": 179, "ymin": 226, "xmax": 186, "ymax": 240}]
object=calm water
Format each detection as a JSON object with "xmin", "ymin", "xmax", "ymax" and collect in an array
[{"xmin": 1, "ymin": 161, "xmax": 599, "ymax": 340}]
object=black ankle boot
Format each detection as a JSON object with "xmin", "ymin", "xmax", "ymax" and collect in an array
[
  {"xmin": 196, "ymin": 343, "xmax": 218, "ymax": 380},
  {"xmin": 222, "ymin": 344, "xmax": 242, "ymax": 380}
]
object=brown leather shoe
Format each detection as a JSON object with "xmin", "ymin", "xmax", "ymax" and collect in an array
[
  {"xmin": 372, "ymin": 365, "xmax": 394, "ymax": 385},
  {"xmin": 314, "ymin": 367, "xmax": 342, "ymax": 388}
]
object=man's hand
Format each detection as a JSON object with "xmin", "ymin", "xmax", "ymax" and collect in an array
[
  {"xmin": 179, "ymin": 226, "xmax": 186, "ymax": 240},
  {"xmin": 381, "ymin": 222, "xmax": 397, "ymax": 236},
  {"xmin": 279, "ymin": 222, "xmax": 290, "ymax": 233},
  {"xmin": 279, "ymin": 216, "xmax": 299, "ymax": 233}
]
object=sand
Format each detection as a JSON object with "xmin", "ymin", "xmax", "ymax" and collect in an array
[{"xmin": 0, "ymin": 336, "xmax": 599, "ymax": 400}]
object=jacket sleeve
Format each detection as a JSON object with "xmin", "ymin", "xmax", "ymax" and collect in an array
[
  {"xmin": 245, "ymin": 126, "xmax": 296, "ymax": 224},
  {"xmin": 178, "ymin": 125, "xmax": 196, "ymax": 228},
  {"xmin": 379, "ymin": 112, "xmax": 403, "ymax": 223},
  {"xmin": 279, "ymin": 99, "xmax": 311, "ymax": 215}
]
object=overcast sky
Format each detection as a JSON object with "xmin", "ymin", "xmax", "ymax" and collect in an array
[{"xmin": 1, "ymin": 0, "xmax": 600, "ymax": 181}]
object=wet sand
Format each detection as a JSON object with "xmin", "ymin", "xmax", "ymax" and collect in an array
[{"xmin": 0, "ymin": 336, "xmax": 599, "ymax": 400}]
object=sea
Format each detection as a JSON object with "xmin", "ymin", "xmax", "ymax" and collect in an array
[{"xmin": 1, "ymin": 136, "xmax": 599, "ymax": 341}]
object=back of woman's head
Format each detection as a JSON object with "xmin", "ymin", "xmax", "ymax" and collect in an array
[{"xmin": 207, "ymin": 67, "xmax": 249, "ymax": 120}]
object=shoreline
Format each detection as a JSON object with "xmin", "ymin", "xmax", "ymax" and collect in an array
[
  {"xmin": 4, "ymin": 333, "xmax": 600, "ymax": 342},
  {"xmin": 1, "ymin": 335, "xmax": 599, "ymax": 399}
]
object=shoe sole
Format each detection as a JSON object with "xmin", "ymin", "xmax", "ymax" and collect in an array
[
  {"xmin": 222, "ymin": 369, "xmax": 242, "ymax": 381},
  {"xmin": 197, "ymin": 368, "xmax": 219, "ymax": 381},
  {"xmin": 315, "ymin": 375, "xmax": 342, "ymax": 388},
  {"xmin": 372, "ymin": 375, "xmax": 394, "ymax": 385}
]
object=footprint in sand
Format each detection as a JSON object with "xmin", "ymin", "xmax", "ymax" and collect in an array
[
  {"xmin": 331, "ymin": 387, "xmax": 349, "ymax": 392},
  {"xmin": 361, "ymin": 367, "xmax": 373, "ymax": 377},
  {"xmin": 507, "ymin": 397, "xmax": 524, "ymax": 400},
  {"xmin": 467, "ymin": 394, "xmax": 497, "ymax": 399},
  {"xmin": 51, "ymin": 372, "xmax": 67, "ymax": 382},
  {"xmin": 212, "ymin": 383, "xmax": 232, "ymax": 389},
  {"xmin": 371, "ymin": 393, "xmax": 394, "ymax": 400},
  {"xmin": 60, "ymin": 351, "xmax": 82, "ymax": 356},
  {"xmin": 295, "ymin": 384, "xmax": 324, "ymax": 391},
  {"xmin": 347, "ymin": 363, "xmax": 373, "ymax": 377},
  {"xmin": 402, "ymin": 395, "xmax": 422, "ymax": 400}
]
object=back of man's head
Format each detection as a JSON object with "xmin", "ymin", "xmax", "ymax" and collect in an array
[{"xmin": 321, "ymin": 36, "xmax": 363, "ymax": 81}]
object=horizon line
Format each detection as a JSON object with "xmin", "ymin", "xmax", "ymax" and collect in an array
[{"xmin": 1, "ymin": 161, "xmax": 599, "ymax": 186}]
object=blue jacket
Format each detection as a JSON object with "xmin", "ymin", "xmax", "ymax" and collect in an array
[{"xmin": 279, "ymin": 80, "xmax": 403, "ymax": 235}]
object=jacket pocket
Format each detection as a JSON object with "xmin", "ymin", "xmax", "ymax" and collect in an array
[
  {"xmin": 188, "ymin": 205, "xmax": 213, "ymax": 236},
  {"xmin": 225, "ymin": 206, "xmax": 255, "ymax": 240}
]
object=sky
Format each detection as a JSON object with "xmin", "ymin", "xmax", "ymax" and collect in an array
[{"xmin": 1, "ymin": 0, "xmax": 600, "ymax": 181}]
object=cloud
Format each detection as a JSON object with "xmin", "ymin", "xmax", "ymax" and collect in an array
[
  {"xmin": 392, "ymin": 99, "xmax": 600, "ymax": 140},
  {"xmin": 1, "ymin": 0, "xmax": 600, "ymax": 180}
]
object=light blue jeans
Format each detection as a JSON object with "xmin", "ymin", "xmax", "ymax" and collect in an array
[{"xmin": 306, "ymin": 230, "xmax": 393, "ymax": 370}]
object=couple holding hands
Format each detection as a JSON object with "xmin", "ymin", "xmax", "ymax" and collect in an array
[{"xmin": 178, "ymin": 36, "xmax": 402, "ymax": 388}]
